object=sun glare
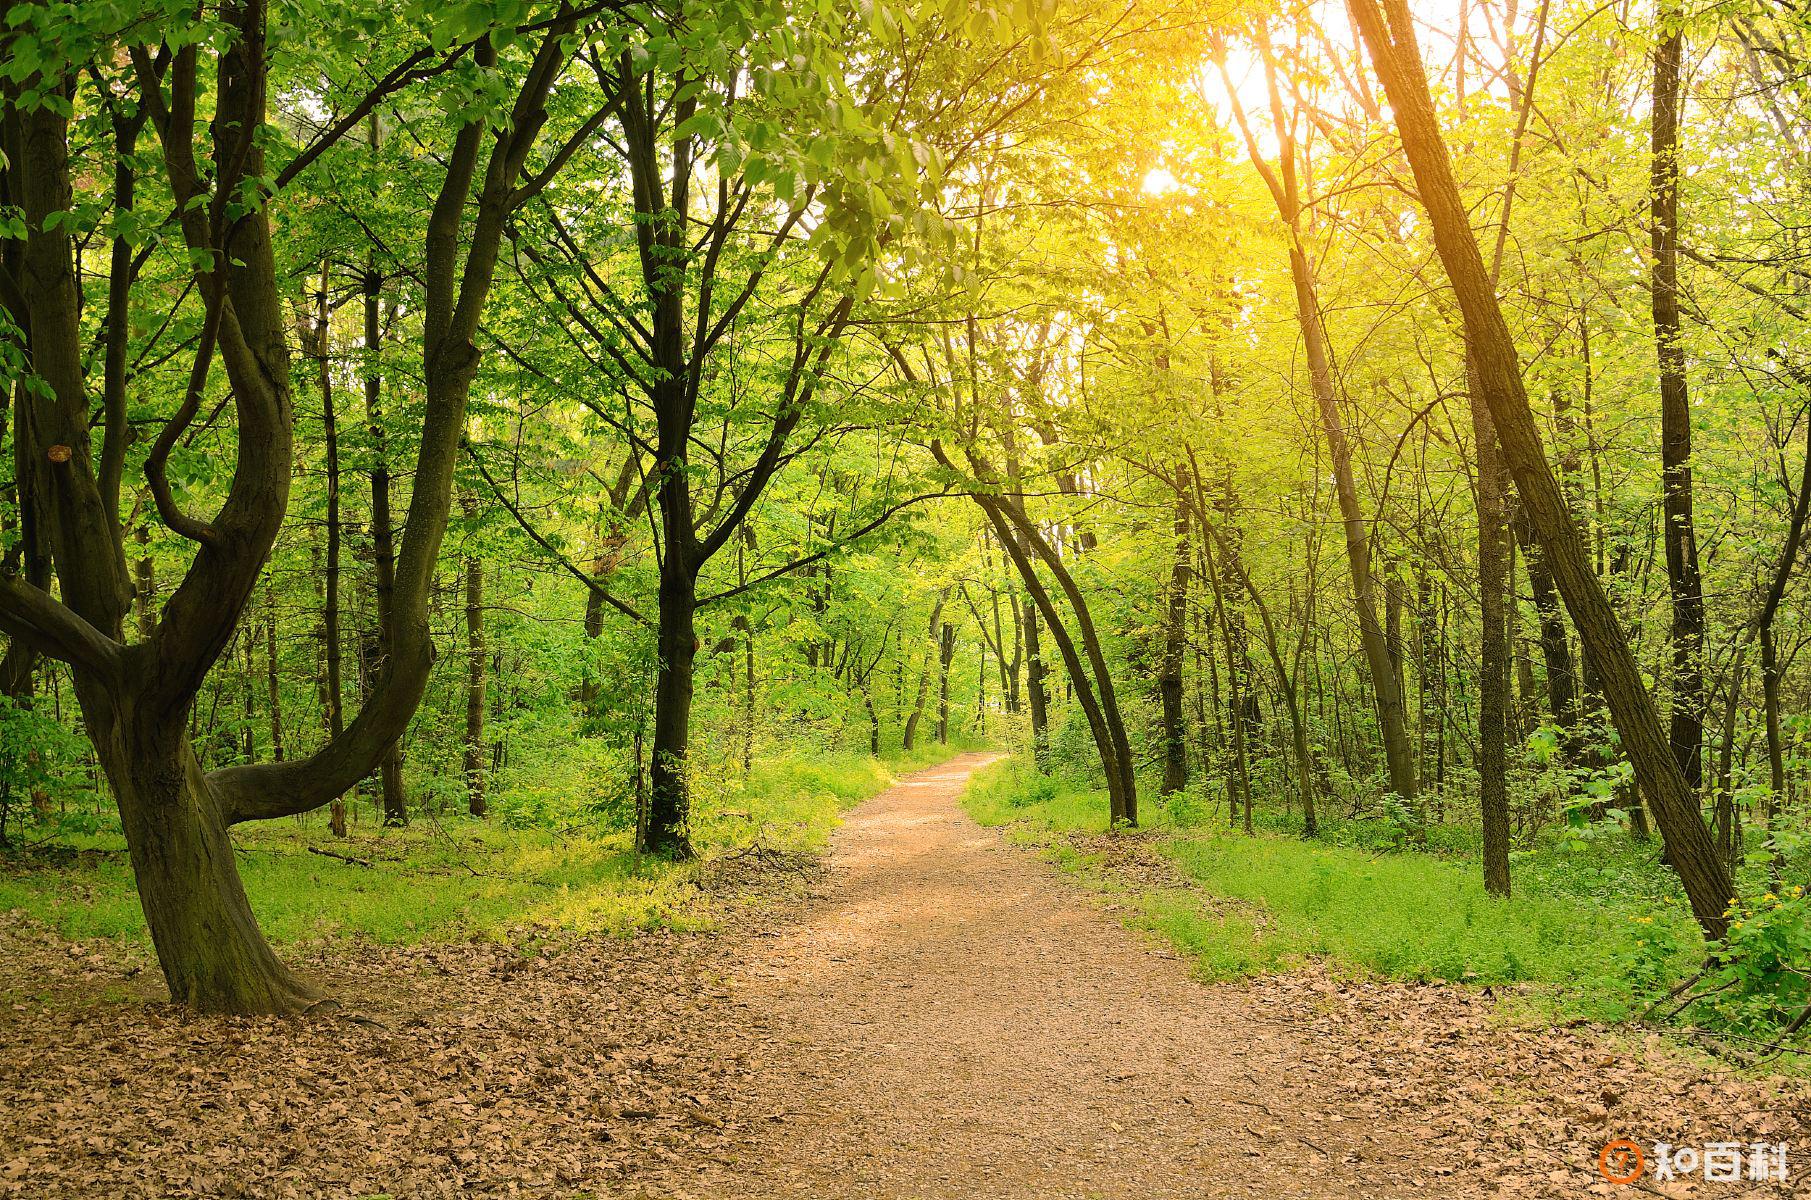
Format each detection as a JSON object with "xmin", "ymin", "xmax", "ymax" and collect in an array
[{"xmin": 1141, "ymin": 166, "xmax": 1180, "ymax": 196}]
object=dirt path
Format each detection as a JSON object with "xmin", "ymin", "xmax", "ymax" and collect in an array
[
  {"xmin": 664, "ymin": 751, "xmax": 1424, "ymax": 1199},
  {"xmin": 3, "ymin": 752, "xmax": 1806, "ymax": 1199}
]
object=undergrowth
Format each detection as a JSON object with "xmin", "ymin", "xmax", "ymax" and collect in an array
[
  {"xmin": 965, "ymin": 757, "xmax": 1709, "ymax": 1026},
  {"xmin": 0, "ymin": 743, "xmax": 973, "ymax": 949}
]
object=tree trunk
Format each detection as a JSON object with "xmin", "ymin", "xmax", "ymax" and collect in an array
[
  {"xmin": 645, "ymin": 546, "xmax": 697, "ymax": 857},
  {"xmin": 312, "ymin": 271, "xmax": 346, "ymax": 833},
  {"xmin": 1512, "ymin": 507, "xmax": 1578, "ymax": 755},
  {"xmin": 264, "ymin": 586, "xmax": 284, "ymax": 762},
  {"xmin": 1351, "ymin": 0, "xmax": 1733, "ymax": 938},
  {"xmin": 1024, "ymin": 585, "xmax": 1050, "ymax": 765},
  {"xmin": 1714, "ymin": 645, "xmax": 1746, "ymax": 863},
  {"xmin": 1160, "ymin": 467, "xmax": 1191, "ymax": 795},
  {"xmin": 1229, "ymin": 39, "xmax": 1417, "ymax": 805},
  {"xmin": 936, "ymin": 621, "xmax": 955, "ymax": 744},
  {"xmin": 1651, "ymin": 5, "xmax": 1706, "ymax": 794},
  {"xmin": 364, "ymin": 222, "xmax": 406, "ymax": 826},
  {"xmin": 462, "ymin": 503, "xmax": 487, "ymax": 818},
  {"xmin": 1471, "ymin": 362, "xmax": 1512, "ymax": 897},
  {"xmin": 91, "ymin": 694, "xmax": 314, "ymax": 1014},
  {"xmin": 903, "ymin": 591, "xmax": 947, "ymax": 751}
]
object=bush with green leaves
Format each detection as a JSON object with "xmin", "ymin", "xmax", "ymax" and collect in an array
[
  {"xmin": 1697, "ymin": 887, "xmax": 1811, "ymax": 1042},
  {"xmin": 0, "ymin": 696, "xmax": 95, "ymax": 846}
]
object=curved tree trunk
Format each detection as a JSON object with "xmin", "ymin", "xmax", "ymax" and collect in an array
[{"xmin": 89, "ymin": 688, "xmax": 314, "ymax": 1014}]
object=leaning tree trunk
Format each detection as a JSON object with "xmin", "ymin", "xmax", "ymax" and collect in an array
[
  {"xmin": 937, "ymin": 435, "xmax": 1134, "ymax": 823},
  {"xmin": 980, "ymin": 473, "xmax": 1138, "ymax": 822},
  {"xmin": 1350, "ymin": 0, "xmax": 1733, "ymax": 938},
  {"xmin": 1229, "ymin": 38, "xmax": 1418, "ymax": 806}
]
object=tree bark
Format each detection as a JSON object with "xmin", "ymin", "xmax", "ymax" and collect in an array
[
  {"xmin": 1651, "ymin": 3, "xmax": 1707, "ymax": 793},
  {"xmin": 462, "ymin": 498, "xmax": 487, "ymax": 818},
  {"xmin": 0, "ymin": 11, "xmax": 582, "ymax": 1012},
  {"xmin": 646, "ymin": 523, "xmax": 697, "ymax": 856},
  {"xmin": 1471, "ymin": 362, "xmax": 1512, "ymax": 897},
  {"xmin": 1160, "ymin": 465, "xmax": 1191, "ymax": 795}
]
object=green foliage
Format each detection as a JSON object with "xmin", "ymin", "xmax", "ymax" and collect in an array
[
  {"xmin": 966, "ymin": 758, "xmax": 1706, "ymax": 1024},
  {"xmin": 1702, "ymin": 887, "xmax": 1811, "ymax": 1040},
  {"xmin": 0, "ymin": 698, "xmax": 97, "ymax": 846}
]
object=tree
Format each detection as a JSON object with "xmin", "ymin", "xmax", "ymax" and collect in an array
[{"xmin": 0, "ymin": 0, "xmax": 604, "ymax": 1010}]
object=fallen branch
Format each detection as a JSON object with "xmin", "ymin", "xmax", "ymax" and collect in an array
[{"xmin": 308, "ymin": 846, "xmax": 375, "ymax": 868}]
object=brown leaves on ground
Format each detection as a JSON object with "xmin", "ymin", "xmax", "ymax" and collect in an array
[
  {"xmin": 0, "ymin": 897, "xmax": 788, "ymax": 1199},
  {"xmin": 1, "ymin": 759, "xmax": 1806, "ymax": 1199}
]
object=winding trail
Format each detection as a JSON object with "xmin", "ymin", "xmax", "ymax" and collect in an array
[{"xmin": 679, "ymin": 751, "xmax": 1421, "ymax": 1198}]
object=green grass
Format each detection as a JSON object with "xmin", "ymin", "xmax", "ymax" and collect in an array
[
  {"xmin": 966, "ymin": 757, "xmax": 1704, "ymax": 1023},
  {"xmin": 0, "ymin": 744, "xmax": 971, "ymax": 950}
]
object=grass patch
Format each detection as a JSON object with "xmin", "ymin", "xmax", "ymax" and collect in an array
[
  {"xmin": 965, "ymin": 757, "xmax": 1704, "ymax": 1023},
  {"xmin": 0, "ymin": 744, "xmax": 971, "ymax": 949}
]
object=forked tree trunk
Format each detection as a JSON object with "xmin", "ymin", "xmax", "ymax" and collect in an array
[{"xmin": 1, "ymin": 7, "xmax": 580, "ymax": 1015}]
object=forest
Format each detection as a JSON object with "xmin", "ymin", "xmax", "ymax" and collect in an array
[{"xmin": 2, "ymin": 0, "xmax": 1810, "ymax": 1195}]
